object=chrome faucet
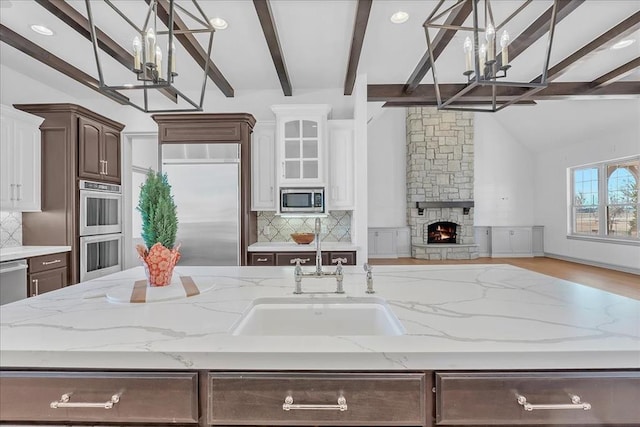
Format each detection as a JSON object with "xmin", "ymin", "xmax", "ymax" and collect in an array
[
  {"xmin": 364, "ymin": 263, "xmax": 374, "ymax": 294},
  {"xmin": 293, "ymin": 217, "xmax": 345, "ymax": 294}
]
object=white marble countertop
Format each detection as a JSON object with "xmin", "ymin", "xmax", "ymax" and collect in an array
[
  {"xmin": 248, "ymin": 242, "xmax": 358, "ymax": 252},
  {"xmin": 0, "ymin": 246, "xmax": 72, "ymax": 262},
  {"xmin": 1, "ymin": 265, "xmax": 638, "ymax": 371}
]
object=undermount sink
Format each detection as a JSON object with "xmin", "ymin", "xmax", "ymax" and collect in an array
[{"xmin": 230, "ymin": 297, "xmax": 405, "ymax": 336}]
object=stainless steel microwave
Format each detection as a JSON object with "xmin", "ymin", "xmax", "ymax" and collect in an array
[{"xmin": 280, "ymin": 187, "xmax": 325, "ymax": 213}]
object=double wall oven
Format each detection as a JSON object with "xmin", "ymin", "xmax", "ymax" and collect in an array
[{"xmin": 78, "ymin": 180, "xmax": 122, "ymax": 281}]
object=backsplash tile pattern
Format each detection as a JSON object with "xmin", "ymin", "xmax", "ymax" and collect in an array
[
  {"xmin": 0, "ymin": 211, "xmax": 22, "ymax": 249},
  {"xmin": 257, "ymin": 211, "xmax": 352, "ymax": 242}
]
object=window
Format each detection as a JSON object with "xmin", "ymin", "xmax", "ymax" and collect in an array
[{"xmin": 570, "ymin": 156, "xmax": 639, "ymax": 241}]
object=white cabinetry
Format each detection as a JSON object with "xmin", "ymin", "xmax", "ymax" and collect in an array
[
  {"xmin": 532, "ymin": 225, "xmax": 544, "ymax": 256},
  {"xmin": 474, "ymin": 227, "xmax": 492, "ymax": 257},
  {"xmin": 327, "ymin": 120, "xmax": 354, "ymax": 210},
  {"xmin": 271, "ymin": 105, "xmax": 331, "ymax": 187},
  {"xmin": 490, "ymin": 227, "xmax": 533, "ymax": 257},
  {"xmin": 251, "ymin": 122, "xmax": 276, "ymax": 211},
  {"xmin": 0, "ymin": 105, "xmax": 42, "ymax": 211}
]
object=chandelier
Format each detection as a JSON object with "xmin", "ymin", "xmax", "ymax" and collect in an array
[
  {"xmin": 85, "ymin": 0, "xmax": 216, "ymax": 113},
  {"xmin": 424, "ymin": 0, "xmax": 559, "ymax": 112}
]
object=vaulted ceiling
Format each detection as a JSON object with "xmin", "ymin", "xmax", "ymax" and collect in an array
[{"xmin": 0, "ymin": 0, "xmax": 638, "ymax": 110}]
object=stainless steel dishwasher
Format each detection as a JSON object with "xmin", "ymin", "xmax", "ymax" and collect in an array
[{"xmin": 0, "ymin": 259, "xmax": 28, "ymax": 305}]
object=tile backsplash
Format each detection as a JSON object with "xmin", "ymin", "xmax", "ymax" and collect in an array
[
  {"xmin": 0, "ymin": 211, "xmax": 22, "ymax": 248},
  {"xmin": 257, "ymin": 211, "xmax": 352, "ymax": 242}
]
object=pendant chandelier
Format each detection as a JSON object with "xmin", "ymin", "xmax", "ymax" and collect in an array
[
  {"xmin": 424, "ymin": 0, "xmax": 559, "ymax": 112},
  {"xmin": 85, "ymin": 0, "xmax": 216, "ymax": 113}
]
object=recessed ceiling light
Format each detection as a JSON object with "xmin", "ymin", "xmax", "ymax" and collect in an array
[
  {"xmin": 209, "ymin": 17, "xmax": 228, "ymax": 30},
  {"xmin": 30, "ymin": 24, "xmax": 54, "ymax": 36},
  {"xmin": 611, "ymin": 39, "xmax": 635, "ymax": 50},
  {"xmin": 390, "ymin": 11, "xmax": 409, "ymax": 24}
]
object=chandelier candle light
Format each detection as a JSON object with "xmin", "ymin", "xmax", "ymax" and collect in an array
[
  {"xmin": 85, "ymin": 0, "xmax": 217, "ymax": 113},
  {"xmin": 424, "ymin": 0, "xmax": 559, "ymax": 112}
]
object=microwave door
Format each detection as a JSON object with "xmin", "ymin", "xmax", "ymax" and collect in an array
[{"xmin": 286, "ymin": 193, "xmax": 311, "ymax": 208}]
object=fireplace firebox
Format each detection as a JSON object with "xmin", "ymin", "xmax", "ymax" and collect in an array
[{"xmin": 427, "ymin": 222, "xmax": 457, "ymax": 244}]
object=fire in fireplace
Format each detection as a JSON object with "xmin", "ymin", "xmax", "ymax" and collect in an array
[{"xmin": 427, "ymin": 222, "xmax": 457, "ymax": 244}]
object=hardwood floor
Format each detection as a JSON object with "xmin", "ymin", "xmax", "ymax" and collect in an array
[{"xmin": 368, "ymin": 257, "xmax": 640, "ymax": 300}]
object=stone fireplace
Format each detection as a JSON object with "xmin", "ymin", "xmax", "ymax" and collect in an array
[{"xmin": 406, "ymin": 107, "xmax": 479, "ymax": 260}]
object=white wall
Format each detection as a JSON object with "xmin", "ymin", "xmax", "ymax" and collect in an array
[
  {"xmin": 474, "ymin": 114, "xmax": 535, "ymax": 226},
  {"xmin": 533, "ymin": 99, "xmax": 640, "ymax": 271},
  {"xmin": 367, "ymin": 108, "xmax": 407, "ymax": 227}
]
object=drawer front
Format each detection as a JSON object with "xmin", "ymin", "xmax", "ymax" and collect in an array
[
  {"xmin": 250, "ymin": 252, "xmax": 276, "ymax": 266},
  {"xmin": 328, "ymin": 251, "xmax": 356, "ymax": 265},
  {"xmin": 275, "ymin": 252, "xmax": 329, "ymax": 267},
  {"xmin": 0, "ymin": 371, "xmax": 198, "ymax": 424},
  {"xmin": 209, "ymin": 372, "xmax": 427, "ymax": 425},
  {"xmin": 436, "ymin": 371, "xmax": 640, "ymax": 425},
  {"xmin": 29, "ymin": 252, "xmax": 68, "ymax": 274}
]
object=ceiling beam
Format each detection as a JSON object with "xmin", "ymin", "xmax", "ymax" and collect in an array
[
  {"xmin": 534, "ymin": 10, "xmax": 640, "ymax": 83},
  {"xmin": 498, "ymin": 0, "xmax": 585, "ymax": 66},
  {"xmin": 589, "ymin": 57, "xmax": 640, "ymax": 90},
  {"xmin": 368, "ymin": 82, "xmax": 640, "ymax": 103},
  {"xmin": 0, "ymin": 23, "xmax": 129, "ymax": 105},
  {"xmin": 383, "ymin": 100, "xmax": 537, "ymax": 107},
  {"xmin": 253, "ymin": 0, "xmax": 292, "ymax": 96},
  {"xmin": 344, "ymin": 0, "xmax": 372, "ymax": 95},
  {"xmin": 34, "ymin": 0, "xmax": 178, "ymax": 103},
  {"xmin": 404, "ymin": 0, "xmax": 473, "ymax": 95},
  {"xmin": 154, "ymin": 0, "xmax": 234, "ymax": 97}
]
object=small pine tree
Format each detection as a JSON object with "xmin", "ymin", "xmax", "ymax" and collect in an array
[{"xmin": 137, "ymin": 170, "xmax": 178, "ymax": 249}]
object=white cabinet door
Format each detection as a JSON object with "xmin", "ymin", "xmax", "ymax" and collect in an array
[
  {"xmin": 251, "ymin": 122, "xmax": 276, "ymax": 211},
  {"xmin": 368, "ymin": 228, "xmax": 397, "ymax": 258},
  {"xmin": 328, "ymin": 120, "xmax": 354, "ymax": 210},
  {"xmin": 474, "ymin": 226, "xmax": 491, "ymax": 257},
  {"xmin": 490, "ymin": 227, "xmax": 533, "ymax": 257},
  {"xmin": 0, "ymin": 105, "xmax": 42, "ymax": 212},
  {"xmin": 272, "ymin": 105, "xmax": 331, "ymax": 188},
  {"xmin": 396, "ymin": 227, "xmax": 411, "ymax": 257}
]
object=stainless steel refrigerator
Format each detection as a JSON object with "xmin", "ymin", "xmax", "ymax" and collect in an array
[{"xmin": 161, "ymin": 143, "xmax": 240, "ymax": 266}]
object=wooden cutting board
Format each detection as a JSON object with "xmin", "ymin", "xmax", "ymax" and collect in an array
[{"xmin": 105, "ymin": 276, "xmax": 214, "ymax": 304}]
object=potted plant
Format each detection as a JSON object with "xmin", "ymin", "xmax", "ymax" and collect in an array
[{"xmin": 136, "ymin": 170, "xmax": 180, "ymax": 286}]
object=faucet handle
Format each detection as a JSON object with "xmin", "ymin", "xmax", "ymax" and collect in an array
[
  {"xmin": 332, "ymin": 257, "xmax": 347, "ymax": 265},
  {"xmin": 363, "ymin": 263, "xmax": 372, "ymax": 274}
]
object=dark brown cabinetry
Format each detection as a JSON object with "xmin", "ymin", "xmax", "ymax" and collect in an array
[
  {"xmin": 435, "ymin": 371, "xmax": 640, "ymax": 426},
  {"xmin": 27, "ymin": 252, "xmax": 69, "ymax": 297},
  {"xmin": 15, "ymin": 104, "xmax": 125, "ymax": 284},
  {"xmin": 78, "ymin": 117, "xmax": 121, "ymax": 183},
  {"xmin": 0, "ymin": 371, "xmax": 198, "ymax": 424},
  {"xmin": 208, "ymin": 372, "xmax": 428, "ymax": 425},
  {"xmin": 249, "ymin": 250, "xmax": 356, "ymax": 266}
]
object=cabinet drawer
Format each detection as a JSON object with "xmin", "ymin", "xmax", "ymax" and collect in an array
[
  {"xmin": 328, "ymin": 251, "xmax": 356, "ymax": 265},
  {"xmin": 209, "ymin": 372, "xmax": 427, "ymax": 425},
  {"xmin": 28, "ymin": 252, "xmax": 68, "ymax": 274},
  {"xmin": 436, "ymin": 371, "xmax": 640, "ymax": 425},
  {"xmin": 251, "ymin": 252, "xmax": 276, "ymax": 266},
  {"xmin": 275, "ymin": 252, "xmax": 329, "ymax": 266},
  {"xmin": 0, "ymin": 371, "xmax": 198, "ymax": 424}
]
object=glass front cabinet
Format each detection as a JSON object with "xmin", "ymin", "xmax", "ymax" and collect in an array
[{"xmin": 272, "ymin": 105, "xmax": 331, "ymax": 186}]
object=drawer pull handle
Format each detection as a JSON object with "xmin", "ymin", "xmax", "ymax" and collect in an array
[
  {"xmin": 516, "ymin": 394, "xmax": 591, "ymax": 411},
  {"xmin": 290, "ymin": 258, "xmax": 311, "ymax": 264},
  {"xmin": 283, "ymin": 395, "xmax": 347, "ymax": 412},
  {"xmin": 257, "ymin": 258, "xmax": 268, "ymax": 262},
  {"xmin": 42, "ymin": 259, "xmax": 62, "ymax": 266},
  {"xmin": 50, "ymin": 393, "xmax": 120, "ymax": 409}
]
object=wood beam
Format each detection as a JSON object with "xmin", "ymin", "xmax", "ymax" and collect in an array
[
  {"xmin": 344, "ymin": 0, "xmax": 372, "ymax": 95},
  {"xmin": 589, "ymin": 57, "xmax": 640, "ymax": 90},
  {"xmin": 0, "ymin": 24, "xmax": 129, "ymax": 105},
  {"xmin": 253, "ymin": 0, "xmax": 292, "ymax": 96},
  {"xmin": 34, "ymin": 0, "xmax": 177, "ymax": 103},
  {"xmin": 382, "ymin": 100, "xmax": 537, "ymax": 107},
  {"xmin": 404, "ymin": 0, "xmax": 473, "ymax": 94},
  {"xmin": 498, "ymin": 0, "xmax": 584, "ymax": 65},
  {"xmin": 535, "ymin": 11, "xmax": 640, "ymax": 83},
  {"xmin": 368, "ymin": 82, "xmax": 640, "ymax": 103},
  {"xmin": 154, "ymin": 0, "xmax": 234, "ymax": 97}
]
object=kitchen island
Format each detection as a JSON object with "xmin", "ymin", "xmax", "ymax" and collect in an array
[{"xmin": 1, "ymin": 264, "xmax": 639, "ymax": 426}]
